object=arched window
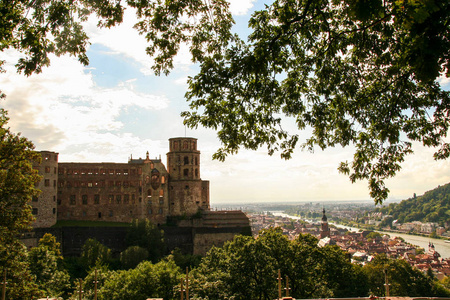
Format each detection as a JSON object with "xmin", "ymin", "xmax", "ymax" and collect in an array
[
  {"xmin": 159, "ymin": 189, "xmax": 164, "ymax": 197},
  {"xmin": 184, "ymin": 156, "xmax": 189, "ymax": 165}
]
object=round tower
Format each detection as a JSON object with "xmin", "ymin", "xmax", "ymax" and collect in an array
[
  {"xmin": 32, "ymin": 151, "xmax": 58, "ymax": 228},
  {"xmin": 167, "ymin": 137, "xmax": 200, "ymax": 180},
  {"xmin": 167, "ymin": 137, "xmax": 209, "ymax": 215}
]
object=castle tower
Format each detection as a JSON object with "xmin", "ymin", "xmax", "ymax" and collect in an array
[
  {"xmin": 32, "ymin": 151, "xmax": 59, "ymax": 228},
  {"xmin": 167, "ymin": 137, "xmax": 209, "ymax": 215},
  {"xmin": 320, "ymin": 208, "xmax": 330, "ymax": 239}
]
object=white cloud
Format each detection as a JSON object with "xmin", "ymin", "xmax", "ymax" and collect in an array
[
  {"xmin": 228, "ymin": 0, "xmax": 257, "ymax": 15},
  {"xmin": 0, "ymin": 51, "xmax": 169, "ymax": 161}
]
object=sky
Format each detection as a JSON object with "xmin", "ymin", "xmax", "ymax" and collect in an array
[{"xmin": 1, "ymin": 0, "xmax": 450, "ymax": 206}]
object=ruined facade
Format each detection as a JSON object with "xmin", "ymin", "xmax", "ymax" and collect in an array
[{"xmin": 32, "ymin": 137, "xmax": 210, "ymax": 227}]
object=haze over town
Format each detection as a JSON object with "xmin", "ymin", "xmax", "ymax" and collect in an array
[{"xmin": 1, "ymin": 0, "xmax": 450, "ymax": 205}]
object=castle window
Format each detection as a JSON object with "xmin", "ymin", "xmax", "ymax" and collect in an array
[
  {"xmin": 32, "ymin": 196, "xmax": 38, "ymax": 202},
  {"xmin": 53, "ymin": 180, "xmax": 56, "ymax": 187},
  {"xmin": 161, "ymin": 176, "xmax": 165, "ymax": 184},
  {"xmin": 44, "ymin": 155, "xmax": 49, "ymax": 161},
  {"xmin": 108, "ymin": 195, "xmax": 114, "ymax": 203},
  {"xmin": 109, "ymin": 211, "xmax": 113, "ymax": 217},
  {"xmin": 131, "ymin": 194, "xmax": 135, "ymax": 203},
  {"xmin": 82, "ymin": 195, "xmax": 88, "ymax": 205},
  {"xmin": 183, "ymin": 169, "xmax": 188, "ymax": 177},
  {"xmin": 80, "ymin": 181, "xmax": 86, "ymax": 187},
  {"xmin": 32, "ymin": 208, "xmax": 38, "ymax": 215},
  {"xmin": 195, "ymin": 169, "xmax": 198, "ymax": 178},
  {"xmin": 148, "ymin": 209, "xmax": 152, "ymax": 215},
  {"xmin": 159, "ymin": 199, "xmax": 164, "ymax": 205},
  {"xmin": 82, "ymin": 211, "xmax": 86, "ymax": 217},
  {"xmin": 147, "ymin": 189, "xmax": 152, "ymax": 196},
  {"xmin": 109, "ymin": 169, "xmax": 114, "ymax": 175},
  {"xmin": 53, "ymin": 208, "xmax": 56, "ymax": 214},
  {"xmin": 116, "ymin": 181, "xmax": 122, "ymax": 187},
  {"xmin": 139, "ymin": 197, "xmax": 142, "ymax": 202},
  {"xmin": 94, "ymin": 194, "xmax": 100, "ymax": 204},
  {"xmin": 116, "ymin": 195, "xmax": 121, "ymax": 204},
  {"xmin": 130, "ymin": 169, "xmax": 136, "ymax": 176},
  {"xmin": 58, "ymin": 180, "xmax": 64, "ymax": 187},
  {"xmin": 138, "ymin": 168, "xmax": 142, "ymax": 175},
  {"xmin": 81, "ymin": 169, "xmax": 86, "ymax": 175},
  {"xmin": 158, "ymin": 208, "xmax": 163, "ymax": 214},
  {"xmin": 195, "ymin": 157, "xmax": 198, "ymax": 165},
  {"xmin": 101, "ymin": 169, "xmax": 106, "ymax": 175},
  {"xmin": 116, "ymin": 169, "xmax": 121, "ymax": 175},
  {"xmin": 98, "ymin": 212, "xmax": 102, "ymax": 218},
  {"xmin": 183, "ymin": 141, "xmax": 188, "ymax": 149},
  {"xmin": 70, "ymin": 195, "xmax": 76, "ymax": 205},
  {"xmin": 123, "ymin": 169, "xmax": 129, "ymax": 175},
  {"xmin": 54, "ymin": 167, "xmax": 57, "ymax": 174},
  {"xmin": 123, "ymin": 181, "xmax": 129, "ymax": 187},
  {"xmin": 53, "ymin": 196, "xmax": 56, "ymax": 202},
  {"xmin": 87, "ymin": 182, "xmax": 93, "ymax": 188},
  {"xmin": 159, "ymin": 190, "xmax": 164, "ymax": 197},
  {"xmin": 57, "ymin": 199, "xmax": 61, "ymax": 205},
  {"xmin": 58, "ymin": 168, "xmax": 64, "ymax": 175},
  {"xmin": 124, "ymin": 194, "xmax": 129, "ymax": 203},
  {"xmin": 74, "ymin": 170, "xmax": 79, "ymax": 175},
  {"xmin": 88, "ymin": 169, "xmax": 93, "ymax": 175},
  {"xmin": 185, "ymin": 185, "xmax": 189, "ymax": 189},
  {"xmin": 45, "ymin": 166, "xmax": 50, "ymax": 173},
  {"xmin": 67, "ymin": 169, "xmax": 72, "ymax": 175},
  {"xmin": 44, "ymin": 179, "xmax": 50, "ymax": 187},
  {"xmin": 184, "ymin": 156, "xmax": 189, "ymax": 165},
  {"xmin": 66, "ymin": 181, "xmax": 72, "ymax": 188},
  {"xmin": 94, "ymin": 169, "xmax": 99, "ymax": 175}
]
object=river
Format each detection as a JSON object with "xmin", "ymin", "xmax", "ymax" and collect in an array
[{"xmin": 271, "ymin": 211, "xmax": 450, "ymax": 259}]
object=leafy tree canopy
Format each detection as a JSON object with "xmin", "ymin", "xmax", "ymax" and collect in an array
[
  {"xmin": 2, "ymin": 0, "xmax": 450, "ymax": 203},
  {"xmin": 28, "ymin": 235, "xmax": 71, "ymax": 298},
  {"xmin": 190, "ymin": 228, "xmax": 367, "ymax": 299},
  {"xmin": 0, "ymin": 108, "xmax": 42, "ymax": 299},
  {"xmin": 375, "ymin": 182, "xmax": 450, "ymax": 225}
]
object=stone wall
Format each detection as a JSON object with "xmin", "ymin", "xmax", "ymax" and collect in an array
[{"xmin": 21, "ymin": 216, "xmax": 251, "ymax": 257}]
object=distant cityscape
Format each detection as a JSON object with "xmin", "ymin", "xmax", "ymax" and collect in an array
[{"xmin": 245, "ymin": 208, "xmax": 450, "ymax": 281}]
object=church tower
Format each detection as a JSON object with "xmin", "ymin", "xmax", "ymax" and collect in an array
[
  {"xmin": 167, "ymin": 137, "xmax": 210, "ymax": 215},
  {"xmin": 320, "ymin": 208, "xmax": 330, "ymax": 239}
]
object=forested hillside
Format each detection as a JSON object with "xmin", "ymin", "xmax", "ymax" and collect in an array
[{"xmin": 375, "ymin": 183, "xmax": 450, "ymax": 226}]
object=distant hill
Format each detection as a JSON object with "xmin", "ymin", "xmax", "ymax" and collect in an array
[{"xmin": 375, "ymin": 183, "xmax": 450, "ymax": 226}]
